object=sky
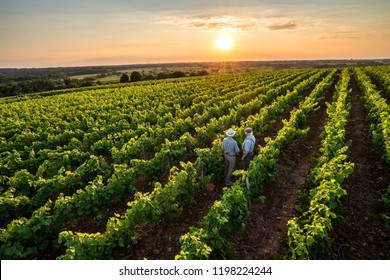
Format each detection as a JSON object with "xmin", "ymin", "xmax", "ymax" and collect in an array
[{"xmin": 0, "ymin": 0, "xmax": 389, "ymax": 68}]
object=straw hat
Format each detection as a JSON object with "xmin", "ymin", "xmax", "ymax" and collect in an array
[{"xmin": 226, "ymin": 128, "xmax": 236, "ymax": 137}]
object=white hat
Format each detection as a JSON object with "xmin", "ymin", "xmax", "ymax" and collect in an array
[{"xmin": 226, "ymin": 128, "xmax": 236, "ymax": 137}]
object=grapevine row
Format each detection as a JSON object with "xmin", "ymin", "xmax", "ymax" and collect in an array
[
  {"xmin": 363, "ymin": 65, "xmax": 390, "ymax": 96},
  {"xmin": 287, "ymin": 68, "xmax": 354, "ymax": 259},
  {"xmin": 354, "ymin": 67, "xmax": 390, "ymax": 228}
]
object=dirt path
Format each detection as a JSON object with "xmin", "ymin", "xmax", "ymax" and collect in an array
[
  {"xmin": 230, "ymin": 79, "xmax": 336, "ymax": 259},
  {"xmin": 320, "ymin": 73, "xmax": 390, "ymax": 260}
]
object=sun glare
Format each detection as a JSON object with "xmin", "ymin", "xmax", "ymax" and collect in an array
[{"xmin": 216, "ymin": 34, "xmax": 233, "ymax": 51}]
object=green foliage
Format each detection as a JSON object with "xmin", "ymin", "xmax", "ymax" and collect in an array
[
  {"xmin": 242, "ymin": 70, "xmax": 337, "ymax": 199},
  {"xmin": 58, "ymin": 162, "xmax": 202, "ymax": 259},
  {"xmin": 384, "ymin": 183, "xmax": 390, "ymax": 208},
  {"xmin": 195, "ymin": 139, "xmax": 224, "ymax": 178},
  {"xmin": 176, "ymin": 184, "xmax": 248, "ymax": 259},
  {"xmin": 6, "ymin": 66, "xmax": 384, "ymax": 261},
  {"xmin": 287, "ymin": 68, "xmax": 354, "ymax": 259},
  {"xmin": 177, "ymin": 69, "xmax": 337, "ymax": 259},
  {"xmin": 355, "ymin": 68, "xmax": 390, "ymax": 225},
  {"xmin": 58, "ymin": 231, "xmax": 116, "ymax": 260},
  {"xmin": 1, "ymin": 201, "xmax": 56, "ymax": 259},
  {"xmin": 176, "ymin": 227, "xmax": 212, "ymax": 260},
  {"xmin": 356, "ymin": 67, "xmax": 390, "ymax": 164}
]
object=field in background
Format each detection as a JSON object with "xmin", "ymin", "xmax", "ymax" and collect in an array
[{"xmin": 2, "ymin": 60, "xmax": 389, "ymax": 96}]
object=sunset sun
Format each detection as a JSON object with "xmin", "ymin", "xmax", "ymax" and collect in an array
[{"xmin": 216, "ymin": 34, "xmax": 233, "ymax": 51}]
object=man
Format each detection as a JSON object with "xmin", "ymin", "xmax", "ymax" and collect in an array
[
  {"xmin": 222, "ymin": 128, "xmax": 240, "ymax": 186},
  {"xmin": 241, "ymin": 127, "xmax": 255, "ymax": 170}
]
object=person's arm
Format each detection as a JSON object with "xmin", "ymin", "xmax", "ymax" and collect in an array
[
  {"xmin": 241, "ymin": 150, "xmax": 248, "ymax": 160},
  {"xmin": 241, "ymin": 141, "xmax": 248, "ymax": 160}
]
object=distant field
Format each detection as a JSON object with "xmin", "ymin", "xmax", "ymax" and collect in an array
[
  {"xmin": 70, "ymin": 73, "xmax": 121, "ymax": 82},
  {"xmin": 2, "ymin": 60, "xmax": 388, "ymax": 98}
]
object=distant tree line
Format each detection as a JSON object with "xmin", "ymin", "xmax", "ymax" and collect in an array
[
  {"xmin": 0, "ymin": 77, "xmax": 98, "ymax": 98},
  {"xmin": 0, "ymin": 79, "xmax": 58, "ymax": 97},
  {"xmin": 0, "ymin": 69, "xmax": 209, "ymax": 98}
]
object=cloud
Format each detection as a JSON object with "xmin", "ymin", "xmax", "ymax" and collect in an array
[
  {"xmin": 318, "ymin": 31, "xmax": 359, "ymax": 40},
  {"xmin": 159, "ymin": 14, "xmax": 325, "ymax": 33},
  {"xmin": 160, "ymin": 15, "xmax": 259, "ymax": 32},
  {"xmin": 267, "ymin": 21, "xmax": 297, "ymax": 30},
  {"xmin": 318, "ymin": 26, "xmax": 361, "ymax": 40}
]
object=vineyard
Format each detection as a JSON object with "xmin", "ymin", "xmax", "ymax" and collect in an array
[{"xmin": 0, "ymin": 66, "xmax": 389, "ymax": 260}]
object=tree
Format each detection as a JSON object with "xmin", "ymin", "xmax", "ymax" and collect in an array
[
  {"xmin": 120, "ymin": 73, "xmax": 130, "ymax": 83},
  {"xmin": 130, "ymin": 71, "xmax": 142, "ymax": 82},
  {"xmin": 157, "ymin": 72, "xmax": 168, "ymax": 80},
  {"xmin": 170, "ymin": 71, "xmax": 186, "ymax": 78},
  {"xmin": 197, "ymin": 70, "xmax": 209, "ymax": 76}
]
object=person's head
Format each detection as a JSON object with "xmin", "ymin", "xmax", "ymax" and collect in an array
[
  {"xmin": 226, "ymin": 128, "xmax": 236, "ymax": 138},
  {"xmin": 244, "ymin": 127, "xmax": 253, "ymax": 136}
]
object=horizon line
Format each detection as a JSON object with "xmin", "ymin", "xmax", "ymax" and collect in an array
[{"xmin": 1, "ymin": 57, "xmax": 390, "ymax": 70}]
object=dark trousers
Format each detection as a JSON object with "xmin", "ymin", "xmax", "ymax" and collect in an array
[{"xmin": 243, "ymin": 152, "xmax": 253, "ymax": 170}]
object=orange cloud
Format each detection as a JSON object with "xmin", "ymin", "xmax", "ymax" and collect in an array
[
  {"xmin": 318, "ymin": 26, "xmax": 361, "ymax": 40},
  {"xmin": 160, "ymin": 15, "xmax": 259, "ymax": 32},
  {"xmin": 267, "ymin": 21, "xmax": 297, "ymax": 30},
  {"xmin": 159, "ymin": 14, "xmax": 325, "ymax": 33}
]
